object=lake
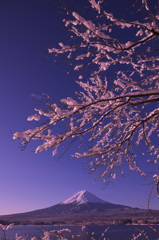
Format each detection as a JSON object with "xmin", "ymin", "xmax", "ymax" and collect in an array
[{"xmin": 0, "ymin": 225, "xmax": 159, "ymax": 239}]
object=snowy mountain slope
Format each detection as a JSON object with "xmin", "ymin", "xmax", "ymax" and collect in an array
[
  {"xmin": 61, "ymin": 190, "xmax": 107, "ymax": 205},
  {"xmin": 0, "ymin": 190, "xmax": 132, "ymax": 220},
  {"xmin": 1, "ymin": 190, "xmax": 156, "ymax": 225}
]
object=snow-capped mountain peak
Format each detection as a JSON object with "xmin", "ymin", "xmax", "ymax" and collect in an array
[{"xmin": 61, "ymin": 190, "xmax": 107, "ymax": 205}]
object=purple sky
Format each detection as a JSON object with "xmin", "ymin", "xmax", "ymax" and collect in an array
[{"xmin": 0, "ymin": 0, "xmax": 158, "ymax": 215}]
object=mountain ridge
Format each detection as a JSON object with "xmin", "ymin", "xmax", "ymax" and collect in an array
[
  {"xmin": 0, "ymin": 190, "xmax": 158, "ymax": 225},
  {"xmin": 61, "ymin": 190, "xmax": 108, "ymax": 205}
]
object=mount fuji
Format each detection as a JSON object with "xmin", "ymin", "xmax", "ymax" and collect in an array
[
  {"xmin": 61, "ymin": 190, "xmax": 107, "ymax": 205},
  {"xmin": 0, "ymin": 190, "xmax": 158, "ymax": 225}
]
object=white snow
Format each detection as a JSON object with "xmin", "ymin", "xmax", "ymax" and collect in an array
[{"xmin": 61, "ymin": 190, "xmax": 107, "ymax": 205}]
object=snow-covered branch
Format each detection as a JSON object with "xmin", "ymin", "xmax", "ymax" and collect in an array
[{"xmin": 14, "ymin": 0, "xmax": 159, "ymax": 190}]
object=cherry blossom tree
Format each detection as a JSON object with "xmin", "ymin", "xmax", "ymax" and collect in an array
[{"xmin": 14, "ymin": 0, "xmax": 159, "ymax": 192}]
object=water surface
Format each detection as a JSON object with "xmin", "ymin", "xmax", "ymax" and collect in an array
[{"xmin": 0, "ymin": 224, "xmax": 159, "ymax": 239}]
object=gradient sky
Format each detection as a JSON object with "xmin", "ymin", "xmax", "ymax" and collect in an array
[{"xmin": 0, "ymin": 0, "xmax": 158, "ymax": 215}]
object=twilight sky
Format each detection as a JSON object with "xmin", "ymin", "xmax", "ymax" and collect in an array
[{"xmin": 0, "ymin": 0, "xmax": 158, "ymax": 215}]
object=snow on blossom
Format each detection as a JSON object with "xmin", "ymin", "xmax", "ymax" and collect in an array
[
  {"xmin": 82, "ymin": 226, "xmax": 86, "ymax": 231},
  {"xmin": 13, "ymin": 132, "xmax": 25, "ymax": 140},
  {"xmin": 136, "ymin": 29, "xmax": 144, "ymax": 36},
  {"xmin": 15, "ymin": 234, "xmax": 27, "ymax": 240},
  {"xmin": 61, "ymin": 97, "xmax": 78, "ymax": 106},
  {"xmin": 74, "ymin": 64, "xmax": 83, "ymax": 71},
  {"xmin": 6, "ymin": 223, "xmax": 14, "ymax": 231},
  {"xmin": 0, "ymin": 224, "xmax": 5, "ymax": 230},
  {"xmin": 153, "ymin": 174, "xmax": 159, "ymax": 181},
  {"xmin": 114, "ymin": 80, "xmax": 125, "ymax": 89},
  {"xmin": 89, "ymin": 0, "xmax": 102, "ymax": 13},
  {"xmin": 27, "ymin": 114, "xmax": 40, "ymax": 121},
  {"xmin": 156, "ymin": 15, "xmax": 159, "ymax": 20},
  {"xmin": 79, "ymin": 75, "xmax": 83, "ymax": 79},
  {"xmin": 72, "ymin": 12, "xmax": 95, "ymax": 32}
]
